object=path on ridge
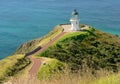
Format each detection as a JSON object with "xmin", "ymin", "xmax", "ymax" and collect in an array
[
  {"xmin": 27, "ymin": 24, "xmax": 88, "ymax": 77},
  {"xmin": 28, "ymin": 31, "xmax": 66, "ymax": 77}
]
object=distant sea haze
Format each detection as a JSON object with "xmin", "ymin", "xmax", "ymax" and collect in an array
[{"xmin": 0, "ymin": 0, "xmax": 120, "ymax": 59}]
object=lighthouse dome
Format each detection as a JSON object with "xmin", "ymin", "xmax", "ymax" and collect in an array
[{"xmin": 72, "ymin": 9, "xmax": 78, "ymax": 15}]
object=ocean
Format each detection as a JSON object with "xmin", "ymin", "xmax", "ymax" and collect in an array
[{"xmin": 0, "ymin": 0, "xmax": 120, "ymax": 59}]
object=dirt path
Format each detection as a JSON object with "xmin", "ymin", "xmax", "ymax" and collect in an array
[
  {"xmin": 28, "ymin": 56, "xmax": 42, "ymax": 77},
  {"xmin": 28, "ymin": 32, "xmax": 66, "ymax": 77}
]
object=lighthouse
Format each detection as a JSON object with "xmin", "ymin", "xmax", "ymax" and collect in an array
[{"xmin": 70, "ymin": 9, "xmax": 80, "ymax": 31}]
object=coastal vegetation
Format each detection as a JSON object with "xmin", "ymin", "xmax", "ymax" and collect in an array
[
  {"xmin": 0, "ymin": 54, "xmax": 30, "ymax": 83},
  {"xmin": 39, "ymin": 26, "xmax": 120, "ymax": 73},
  {"xmin": 6, "ymin": 70, "xmax": 120, "ymax": 84},
  {"xmin": 37, "ymin": 57, "xmax": 64, "ymax": 80},
  {"xmin": 0, "ymin": 25, "xmax": 63, "ymax": 83}
]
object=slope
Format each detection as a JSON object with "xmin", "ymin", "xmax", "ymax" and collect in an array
[{"xmin": 38, "ymin": 26, "xmax": 120, "ymax": 73}]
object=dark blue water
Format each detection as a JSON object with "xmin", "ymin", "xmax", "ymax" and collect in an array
[{"xmin": 0, "ymin": 0, "xmax": 120, "ymax": 59}]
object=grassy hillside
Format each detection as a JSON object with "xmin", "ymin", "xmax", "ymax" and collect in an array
[
  {"xmin": 37, "ymin": 57, "xmax": 64, "ymax": 80},
  {"xmin": 1, "ymin": 24, "xmax": 120, "ymax": 84},
  {"xmin": 0, "ymin": 54, "xmax": 30, "ymax": 83},
  {"xmin": 8, "ymin": 71, "xmax": 120, "ymax": 84},
  {"xmin": 38, "ymin": 26, "xmax": 120, "ymax": 73},
  {"xmin": 0, "ymin": 25, "xmax": 63, "ymax": 83}
]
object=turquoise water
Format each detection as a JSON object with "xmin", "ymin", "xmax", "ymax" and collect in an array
[{"xmin": 0, "ymin": 0, "xmax": 120, "ymax": 59}]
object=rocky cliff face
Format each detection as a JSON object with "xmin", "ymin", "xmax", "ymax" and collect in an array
[
  {"xmin": 14, "ymin": 38, "xmax": 42, "ymax": 54},
  {"xmin": 14, "ymin": 25, "xmax": 62, "ymax": 55}
]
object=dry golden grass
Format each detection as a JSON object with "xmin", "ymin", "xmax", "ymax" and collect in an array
[
  {"xmin": 4, "ymin": 69, "xmax": 117, "ymax": 84},
  {"xmin": 6, "ymin": 73, "xmax": 93, "ymax": 84},
  {"xmin": 4, "ymin": 69, "xmax": 111, "ymax": 84},
  {"xmin": 4, "ymin": 71, "xmax": 120, "ymax": 84}
]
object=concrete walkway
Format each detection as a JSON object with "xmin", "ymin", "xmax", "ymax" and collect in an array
[{"xmin": 61, "ymin": 24, "xmax": 89, "ymax": 32}]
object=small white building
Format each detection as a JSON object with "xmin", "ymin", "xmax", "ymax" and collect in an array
[{"xmin": 70, "ymin": 9, "xmax": 80, "ymax": 31}]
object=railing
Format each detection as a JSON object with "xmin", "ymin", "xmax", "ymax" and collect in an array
[{"xmin": 25, "ymin": 46, "xmax": 41, "ymax": 56}]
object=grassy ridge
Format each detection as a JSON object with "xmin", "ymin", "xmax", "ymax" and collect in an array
[
  {"xmin": 38, "ymin": 27, "xmax": 120, "ymax": 73},
  {"xmin": 1, "ymin": 24, "xmax": 120, "ymax": 84},
  {"xmin": 14, "ymin": 25, "xmax": 62, "ymax": 55},
  {"xmin": 0, "ymin": 25, "xmax": 63, "ymax": 83},
  {"xmin": 0, "ymin": 55, "xmax": 30, "ymax": 83}
]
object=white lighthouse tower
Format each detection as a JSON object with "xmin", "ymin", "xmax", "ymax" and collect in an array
[{"xmin": 70, "ymin": 9, "xmax": 80, "ymax": 31}]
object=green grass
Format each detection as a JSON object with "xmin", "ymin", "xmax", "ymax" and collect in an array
[
  {"xmin": 36, "ymin": 25, "xmax": 62, "ymax": 47},
  {"xmin": 58, "ymin": 32, "xmax": 88, "ymax": 42},
  {"xmin": 3, "ymin": 24, "xmax": 120, "ymax": 84},
  {"xmin": 0, "ymin": 55, "xmax": 24, "ymax": 76},
  {"xmin": 50, "ymin": 26, "xmax": 94, "ymax": 46},
  {"xmin": 38, "ymin": 26, "xmax": 120, "ymax": 73},
  {"xmin": 38, "ymin": 27, "xmax": 93, "ymax": 56},
  {"xmin": 37, "ymin": 57, "xmax": 64, "ymax": 80},
  {"xmin": 0, "ymin": 54, "xmax": 30, "ymax": 83}
]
